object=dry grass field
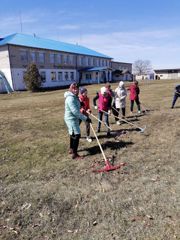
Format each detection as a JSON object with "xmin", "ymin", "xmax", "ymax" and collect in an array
[{"xmin": 0, "ymin": 80, "xmax": 180, "ymax": 240}]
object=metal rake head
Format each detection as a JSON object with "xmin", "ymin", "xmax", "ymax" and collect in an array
[{"xmin": 138, "ymin": 125, "xmax": 146, "ymax": 133}]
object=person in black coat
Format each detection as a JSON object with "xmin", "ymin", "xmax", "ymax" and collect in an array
[{"xmin": 171, "ymin": 84, "xmax": 180, "ymax": 108}]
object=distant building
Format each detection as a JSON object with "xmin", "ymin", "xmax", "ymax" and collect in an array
[
  {"xmin": 154, "ymin": 68, "xmax": 180, "ymax": 80},
  {"xmin": 0, "ymin": 33, "xmax": 131, "ymax": 92},
  {"xmin": 135, "ymin": 73, "xmax": 155, "ymax": 81},
  {"xmin": 111, "ymin": 61, "xmax": 132, "ymax": 82}
]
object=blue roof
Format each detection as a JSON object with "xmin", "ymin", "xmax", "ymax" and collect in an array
[{"xmin": 0, "ymin": 33, "xmax": 111, "ymax": 59}]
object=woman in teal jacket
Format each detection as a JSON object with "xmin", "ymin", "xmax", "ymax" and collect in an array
[{"xmin": 64, "ymin": 83, "xmax": 91, "ymax": 159}]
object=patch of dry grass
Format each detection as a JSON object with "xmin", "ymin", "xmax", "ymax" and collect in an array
[{"xmin": 0, "ymin": 80, "xmax": 180, "ymax": 240}]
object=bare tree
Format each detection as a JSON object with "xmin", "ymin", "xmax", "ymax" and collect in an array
[{"xmin": 133, "ymin": 59, "xmax": 152, "ymax": 75}]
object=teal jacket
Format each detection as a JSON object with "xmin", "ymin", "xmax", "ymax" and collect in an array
[{"xmin": 64, "ymin": 91, "xmax": 87, "ymax": 135}]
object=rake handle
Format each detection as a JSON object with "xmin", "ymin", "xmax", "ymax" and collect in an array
[
  {"xmin": 90, "ymin": 123, "xmax": 107, "ymax": 162},
  {"xmin": 107, "ymin": 107, "xmax": 143, "ymax": 130}
]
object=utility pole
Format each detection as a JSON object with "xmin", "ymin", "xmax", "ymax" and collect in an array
[{"xmin": 19, "ymin": 11, "xmax": 23, "ymax": 33}]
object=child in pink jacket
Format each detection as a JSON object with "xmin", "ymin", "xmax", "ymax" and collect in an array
[
  {"xmin": 128, "ymin": 80, "xmax": 141, "ymax": 114},
  {"xmin": 93, "ymin": 86, "xmax": 112, "ymax": 136}
]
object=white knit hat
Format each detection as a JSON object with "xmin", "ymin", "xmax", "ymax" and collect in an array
[
  {"xmin": 100, "ymin": 86, "xmax": 107, "ymax": 95},
  {"xmin": 119, "ymin": 81, "xmax": 124, "ymax": 88}
]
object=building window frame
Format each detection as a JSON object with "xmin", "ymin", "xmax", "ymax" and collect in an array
[
  {"xmin": 65, "ymin": 72, "xmax": 69, "ymax": 80},
  {"xmin": 58, "ymin": 71, "xmax": 63, "ymax": 81},
  {"xmin": 51, "ymin": 71, "xmax": 56, "ymax": 81},
  {"xmin": 20, "ymin": 50, "xmax": 28, "ymax": 62},
  {"xmin": 40, "ymin": 71, "xmax": 46, "ymax": 82},
  {"xmin": 38, "ymin": 52, "xmax": 45, "ymax": 64}
]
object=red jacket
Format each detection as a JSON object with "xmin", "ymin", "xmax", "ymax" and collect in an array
[
  {"xmin": 129, "ymin": 84, "xmax": 140, "ymax": 100},
  {"xmin": 97, "ymin": 93, "xmax": 111, "ymax": 111},
  {"xmin": 79, "ymin": 94, "xmax": 90, "ymax": 116}
]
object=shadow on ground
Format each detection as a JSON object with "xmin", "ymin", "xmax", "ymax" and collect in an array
[{"xmin": 81, "ymin": 140, "xmax": 133, "ymax": 156}]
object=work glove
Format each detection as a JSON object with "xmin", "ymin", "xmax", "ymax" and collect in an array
[
  {"xmin": 108, "ymin": 109, "xmax": 111, "ymax": 115},
  {"xmin": 86, "ymin": 117, "xmax": 92, "ymax": 123}
]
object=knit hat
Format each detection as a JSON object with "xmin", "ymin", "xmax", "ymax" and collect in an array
[
  {"xmin": 119, "ymin": 81, "xmax": 124, "ymax": 88},
  {"xmin": 80, "ymin": 87, "xmax": 87, "ymax": 94},
  {"xmin": 100, "ymin": 86, "xmax": 107, "ymax": 95},
  {"xmin": 69, "ymin": 82, "xmax": 78, "ymax": 92}
]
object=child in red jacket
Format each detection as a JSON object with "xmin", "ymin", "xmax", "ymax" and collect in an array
[
  {"xmin": 79, "ymin": 87, "xmax": 92, "ymax": 142},
  {"xmin": 93, "ymin": 86, "xmax": 112, "ymax": 136},
  {"xmin": 128, "ymin": 80, "xmax": 141, "ymax": 114}
]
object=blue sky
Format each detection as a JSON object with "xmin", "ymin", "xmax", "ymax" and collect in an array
[{"xmin": 1, "ymin": 0, "xmax": 180, "ymax": 69}]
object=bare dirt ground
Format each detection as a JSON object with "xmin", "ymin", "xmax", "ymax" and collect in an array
[{"xmin": 0, "ymin": 80, "xmax": 179, "ymax": 240}]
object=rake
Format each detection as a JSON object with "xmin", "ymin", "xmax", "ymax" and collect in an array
[
  {"xmin": 106, "ymin": 108, "xmax": 146, "ymax": 133},
  {"xmin": 140, "ymin": 103, "xmax": 151, "ymax": 114},
  {"xmin": 90, "ymin": 123, "xmax": 126, "ymax": 172}
]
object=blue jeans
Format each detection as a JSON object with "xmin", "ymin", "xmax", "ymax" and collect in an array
[{"xmin": 97, "ymin": 111, "xmax": 110, "ymax": 132}]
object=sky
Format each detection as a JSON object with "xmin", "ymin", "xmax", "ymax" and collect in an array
[{"xmin": 1, "ymin": 0, "xmax": 180, "ymax": 69}]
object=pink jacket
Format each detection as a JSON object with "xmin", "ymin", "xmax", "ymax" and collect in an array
[
  {"xmin": 129, "ymin": 84, "xmax": 140, "ymax": 100},
  {"xmin": 98, "ymin": 93, "xmax": 111, "ymax": 111}
]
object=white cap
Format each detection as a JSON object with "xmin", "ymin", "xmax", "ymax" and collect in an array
[
  {"xmin": 119, "ymin": 81, "xmax": 124, "ymax": 88},
  {"xmin": 100, "ymin": 86, "xmax": 107, "ymax": 95}
]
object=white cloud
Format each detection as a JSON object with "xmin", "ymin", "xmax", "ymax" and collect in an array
[{"xmin": 57, "ymin": 28, "xmax": 180, "ymax": 68}]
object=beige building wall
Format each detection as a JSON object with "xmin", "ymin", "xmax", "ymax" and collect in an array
[
  {"xmin": 0, "ymin": 45, "xmax": 13, "ymax": 89},
  {"xmin": 1, "ymin": 44, "xmax": 112, "ymax": 91}
]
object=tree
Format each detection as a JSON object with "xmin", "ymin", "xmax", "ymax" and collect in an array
[
  {"xmin": 132, "ymin": 59, "xmax": 152, "ymax": 75},
  {"xmin": 23, "ymin": 64, "xmax": 42, "ymax": 92}
]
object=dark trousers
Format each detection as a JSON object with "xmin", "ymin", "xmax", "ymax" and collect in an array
[
  {"xmin": 79, "ymin": 119, "xmax": 90, "ymax": 136},
  {"xmin": 70, "ymin": 133, "xmax": 80, "ymax": 154},
  {"xmin": 172, "ymin": 93, "xmax": 179, "ymax": 108},
  {"xmin": 130, "ymin": 98, "xmax": 141, "ymax": 112},
  {"xmin": 98, "ymin": 111, "xmax": 110, "ymax": 132},
  {"xmin": 112, "ymin": 106, "xmax": 125, "ymax": 121}
]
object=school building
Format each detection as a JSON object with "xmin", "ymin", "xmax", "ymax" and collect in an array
[{"xmin": 0, "ymin": 33, "xmax": 132, "ymax": 92}]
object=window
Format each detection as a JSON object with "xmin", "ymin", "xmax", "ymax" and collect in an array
[
  {"xmin": 79, "ymin": 56, "xmax": 82, "ymax": 65},
  {"xmin": 30, "ymin": 52, "xmax": 36, "ymax": 63},
  {"xmin": 69, "ymin": 55, "xmax": 73, "ymax": 65},
  {"xmin": 66, "ymin": 55, "xmax": 70, "ymax": 64},
  {"xmin": 93, "ymin": 58, "xmax": 96, "ymax": 66},
  {"xmin": 97, "ymin": 59, "xmax": 100, "ymax": 67},
  {"xmin": 96, "ymin": 72, "xmax": 98, "ymax": 80},
  {"xmin": 65, "ymin": 72, "xmax": 68, "ymax": 80},
  {"xmin": 56, "ymin": 54, "xmax": 61, "ymax": 64},
  {"xmin": 50, "ymin": 53, "xmax": 55, "ymax": 64},
  {"xmin": 99, "ymin": 59, "xmax": 102, "ymax": 66},
  {"xmin": 58, "ymin": 72, "xmax": 63, "ymax": 81},
  {"xmin": 86, "ymin": 74, "xmax": 91, "ymax": 80},
  {"xmin": 20, "ymin": 50, "xmax": 28, "ymax": 62},
  {"xmin": 72, "ymin": 55, "xmax": 76, "ymax": 65},
  {"xmin": 51, "ymin": 72, "xmax": 56, "ymax": 81},
  {"xmin": 88, "ymin": 57, "xmax": 91, "ymax": 66},
  {"xmin": 63, "ymin": 55, "xmax": 68, "ymax": 64},
  {"xmin": 38, "ymin": 52, "xmax": 45, "ymax": 64},
  {"xmin": 80, "ymin": 57, "xmax": 84, "ymax": 66},
  {"xmin": 70, "ymin": 72, "xmax": 74, "ymax": 81},
  {"xmin": 40, "ymin": 72, "xmax": 46, "ymax": 82}
]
